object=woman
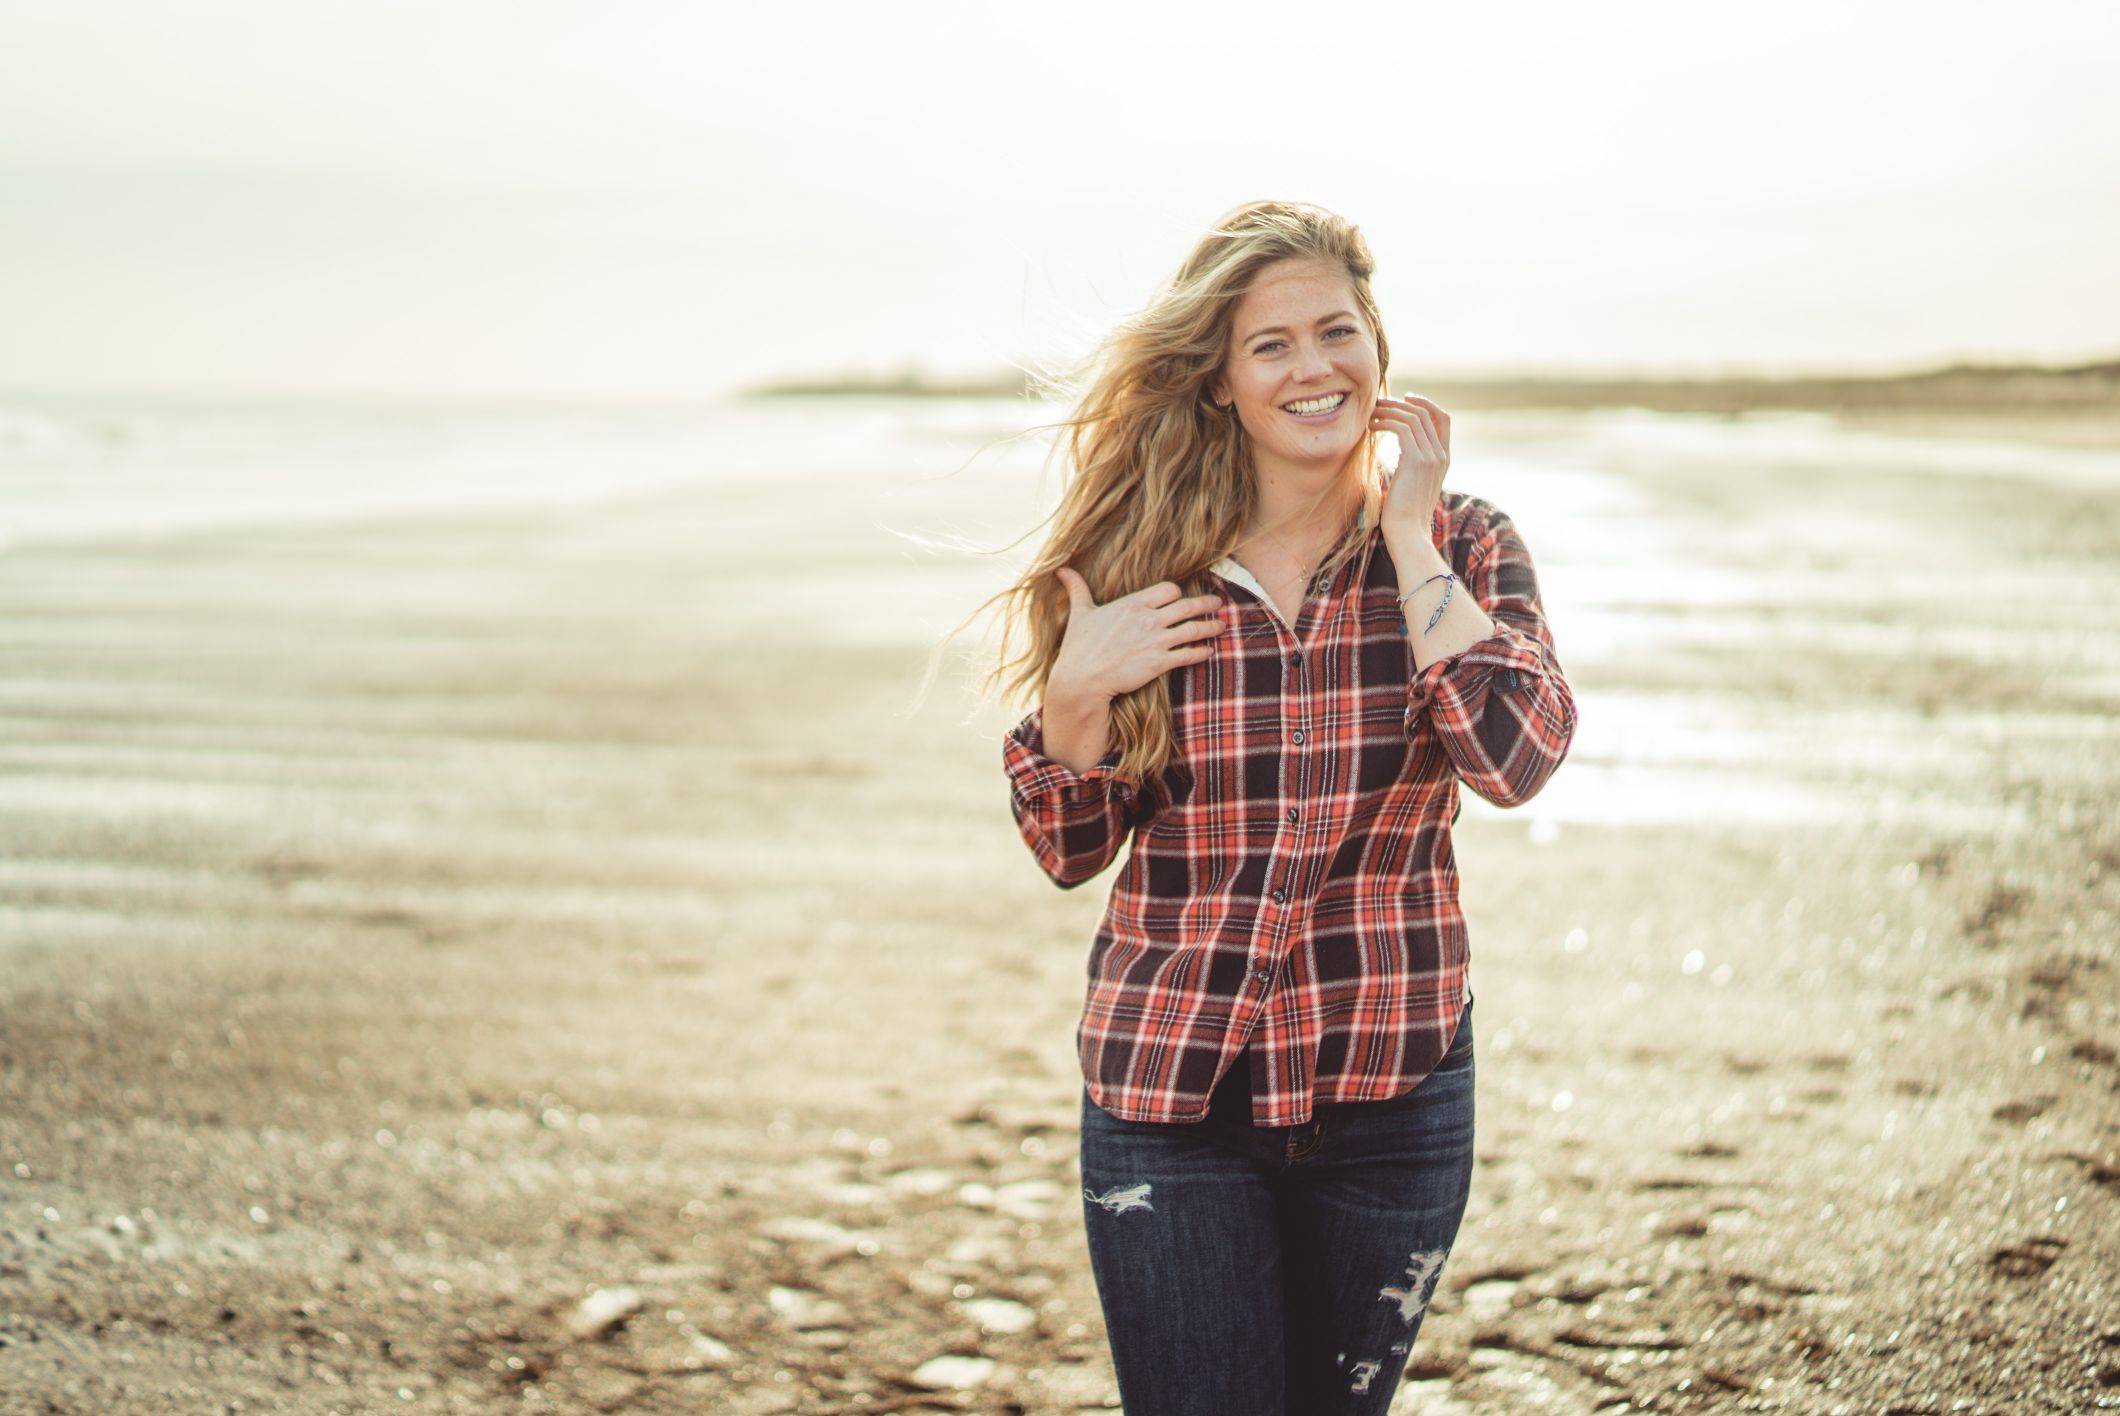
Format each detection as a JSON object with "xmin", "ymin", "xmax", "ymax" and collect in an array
[{"xmin": 989, "ymin": 200, "xmax": 1577, "ymax": 1415}]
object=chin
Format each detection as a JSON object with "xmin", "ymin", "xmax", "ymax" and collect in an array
[{"xmin": 1278, "ymin": 431, "xmax": 1359, "ymax": 462}]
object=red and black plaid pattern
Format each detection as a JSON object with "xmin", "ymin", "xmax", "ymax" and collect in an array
[{"xmin": 1004, "ymin": 491, "xmax": 1577, "ymax": 1125}]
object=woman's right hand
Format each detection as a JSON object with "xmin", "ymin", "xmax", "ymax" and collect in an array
[{"xmin": 1049, "ymin": 568, "xmax": 1227, "ymax": 702}]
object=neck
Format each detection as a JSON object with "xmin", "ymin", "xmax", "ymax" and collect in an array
[{"xmin": 1241, "ymin": 444, "xmax": 1367, "ymax": 549}]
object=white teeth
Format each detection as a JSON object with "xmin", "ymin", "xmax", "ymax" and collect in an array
[{"xmin": 1283, "ymin": 393, "xmax": 1346, "ymax": 415}]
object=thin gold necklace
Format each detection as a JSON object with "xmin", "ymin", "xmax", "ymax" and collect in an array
[{"xmin": 1240, "ymin": 498, "xmax": 1361, "ymax": 587}]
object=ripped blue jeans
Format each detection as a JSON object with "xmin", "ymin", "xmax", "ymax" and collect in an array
[{"xmin": 1077, "ymin": 998, "xmax": 1475, "ymax": 1416}]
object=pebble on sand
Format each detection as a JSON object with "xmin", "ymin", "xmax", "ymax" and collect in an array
[
  {"xmin": 911, "ymin": 1354, "xmax": 998, "ymax": 1389},
  {"xmin": 959, "ymin": 1297, "xmax": 1036, "ymax": 1334},
  {"xmin": 768, "ymin": 1285, "xmax": 851, "ymax": 1331},
  {"xmin": 757, "ymin": 1215, "xmax": 877, "ymax": 1258},
  {"xmin": 566, "ymin": 1286, "xmax": 644, "ymax": 1341}
]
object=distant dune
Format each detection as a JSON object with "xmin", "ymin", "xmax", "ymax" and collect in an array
[{"xmin": 739, "ymin": 357, "xmax": 2120, "ymax": 414}]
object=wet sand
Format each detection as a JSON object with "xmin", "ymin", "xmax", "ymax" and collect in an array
[{"xmin": 1, "ymin": 406, "xmax": 2116, "ymax": 1412}]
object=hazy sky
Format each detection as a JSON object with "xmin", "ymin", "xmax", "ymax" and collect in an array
[{"xmin": 2, "ymin": 0, "xmax": 2115, "ymax": 401}]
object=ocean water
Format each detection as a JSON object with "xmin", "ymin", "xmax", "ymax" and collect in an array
[
  {"xmin": 4, "ymin": 391, "xmax": 2111, "ymax": 545},
  {"xmin": 0, "ymin": 394, "xmax": 887, "ymax": 546}
]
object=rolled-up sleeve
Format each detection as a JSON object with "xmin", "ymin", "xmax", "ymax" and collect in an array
[
  {"xmin": 1403, "ymin": 506, "xmax": 1577, "ymax": 808},
  {"xmin": 1002, "ymin": 705, "xmax": 1142, "ymax": 889}
]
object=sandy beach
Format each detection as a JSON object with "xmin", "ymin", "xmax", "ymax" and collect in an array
[{"xmin": 1, "ymin": 397, "xmax": 2115, "ymax": 1413}]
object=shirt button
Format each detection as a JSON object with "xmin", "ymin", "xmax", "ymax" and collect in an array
[
  {"xmin": 1270, "ymin": 886, "xmax": 1288, "ymax": 904},
  {"xmin": 1285, "ymin": 806, "xmax": 1299, "ymax": 824},
  {"xmin": 1248, "ymin": 965, "xmax": 1272, "ymax": 981},
  {"xmin": 1290, "ymin": 729, "xmax": 1305, "ymax": 745},
  {"xmin": 1287, "ymin": 651, "xmax": 1301, "ymax": 668}
]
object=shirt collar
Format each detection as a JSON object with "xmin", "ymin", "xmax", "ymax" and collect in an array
[{"xmin": 1208, "ymin": 551, "xmax": 1267, "ymax": 597}]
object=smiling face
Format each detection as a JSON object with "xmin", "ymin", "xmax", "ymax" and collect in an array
[{"xmin": 1211, "ymin": 255, "xmax": 1381, "ymax": 474}]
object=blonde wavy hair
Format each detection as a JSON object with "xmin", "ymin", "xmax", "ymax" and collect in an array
[{"xmin": 955, "ymin": 199, "xmax": 1396, "ymax": 790}]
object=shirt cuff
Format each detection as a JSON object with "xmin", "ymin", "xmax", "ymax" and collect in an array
[
  {"xmin": 1405, "ymin": 619, "xmax": 1549, "ymax": 715},
  {"xmin": 1003, "ymin": 706, "xmax": 1139, "ymax": 808}
]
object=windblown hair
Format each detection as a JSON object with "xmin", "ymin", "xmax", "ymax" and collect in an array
[{"xmin": 960, "ymin": 200, "xmax": 1396, "ymax": 789}]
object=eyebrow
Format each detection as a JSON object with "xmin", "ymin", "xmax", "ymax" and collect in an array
[{"xmin": 1242, "ymin": 310, "xmax": 1359, "ymax": 345}]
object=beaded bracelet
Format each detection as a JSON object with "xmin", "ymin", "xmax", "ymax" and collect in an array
[{"xmin": 1395, "ymin": 572, "xmax": 1457, "ymax": 633}]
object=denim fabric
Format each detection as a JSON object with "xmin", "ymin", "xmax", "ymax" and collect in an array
[{"xmin": 1077, "ymin": 997, "xmax": 1475, "ymax": 1416}]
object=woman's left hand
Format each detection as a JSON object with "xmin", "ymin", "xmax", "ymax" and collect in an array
[{"xmin": 1372, "ymin": 392, "xmax": 1451, "ymax": 542}]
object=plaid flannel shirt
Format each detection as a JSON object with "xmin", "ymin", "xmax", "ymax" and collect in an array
[{"xmin": 1003, "ymin": 491, "xmax": 1576, "ymax": 1125}]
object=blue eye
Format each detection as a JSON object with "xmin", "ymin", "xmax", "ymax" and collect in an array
[{"xmin": 1255, "ymin": 326, "xmax": 1358, "ymax": 354}]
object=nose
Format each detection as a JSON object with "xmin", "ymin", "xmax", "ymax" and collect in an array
[{"xmin": 1294, "ymin": 341, "xmax": 1336, "ymax": 380}]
